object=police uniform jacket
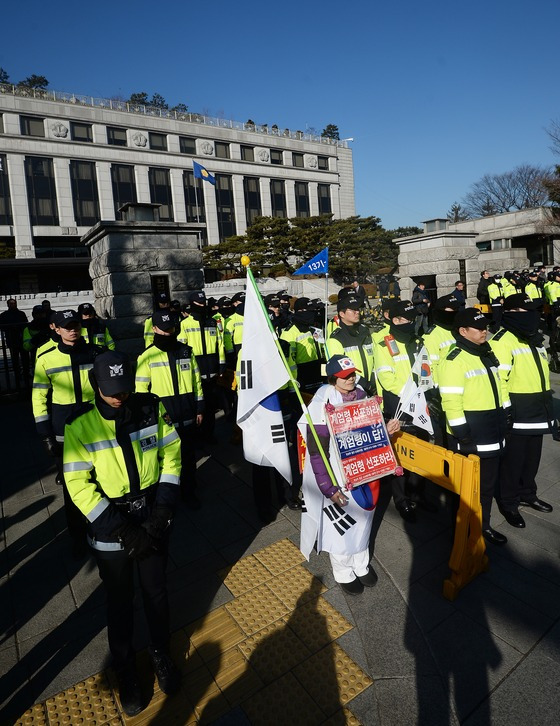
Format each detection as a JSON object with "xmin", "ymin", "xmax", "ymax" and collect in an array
[
  {"xmin": 32, "ymin": 338, "xmax": 103, "ymax": 439},
  {"xmin": 374, "ymin": 334, "xmax": 422, "ymax": 419},
  {"xmin": 224, "ymin": 312, "xmax": 244, "ymax": 366},
  {"xmin": 82, "ymin": 318, "xmax": 115, "ymax": 350},
  {"xmin": 439, "ymin": 340, "xmax": 505, "ymax": 457},
  {"xmin": 280, "ymin": 321, "xmax": 325, "ymax": 392},
  {"xmin": 544, "ymin": 280, "xmax": 560, "ymax": 307},
  {"xmin": 524, "ymin": 282, "xmax": 544, "ymax": 305},
  {"xmin": 177, "ymin": 315, "xmax": 225, "ymax": 379},
  {"xmin": 490, "ymin": 327, "xmax": 554, "ymax": 434},
  {"xmin": 63, "ymin": 393, "xmax": 182, "ymax": 550},
  {"xmin": 23, "ymin": 322, "xmax": 49, "ymax": 353},
  {"xmin": 327, "ymin": 322, "xmax": 376, "ymax": 393},
  {"xmin": 422, "ymin": 324, "xmax": 456, "ymax": 388},
  {"xmin": 487, "ymin": 282, "xmax": 505, "ymax": 305},
  {"xmin": 135, "ymin": 343, "xmax": 204, "ymax": 427}
]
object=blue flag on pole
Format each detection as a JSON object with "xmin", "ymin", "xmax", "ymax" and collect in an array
[
  {"xmin": 193, "ymin": 160, "xmax": 216, "ymax": 185},
  {"xmin": 293, "ymin": 247, "xmax": 329, "ymax": 275}
]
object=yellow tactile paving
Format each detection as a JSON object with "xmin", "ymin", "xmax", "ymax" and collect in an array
[
  {"xmin": 287, "ymin": 596, "xmax": 354, "ymax": 652},
  {"xmin": 252, "ymin": 538, "xmax": 306, "ymax": 576},
  {"xmin": 12, "ymin": 539, "xmax": 373, "ymax": 725},
  {"xmin": 293, "ymin": 642, "xmax": 373, "ymax": 717},
  {"xmin": 237, "ymin": 617, "xmax": 311, "ymax": 684},
  {"xmin": 266, "ymin": 565, "xmax": 327, "ymax": 610},
  {"xmin": 218, "ymin": 554, "xmax": 273, "ymax": 596},
  {"xmin": 225, "ymin": 583, "xmax": 290, "ymax": 636}
]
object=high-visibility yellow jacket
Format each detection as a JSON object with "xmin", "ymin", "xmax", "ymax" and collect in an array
[
  {"xmin": 23, "ymin": 323, "xmax": 50, "ymax": 353},
  {"xmin": 439, "ymin": 342, "xmax": 505, "ymax": 457},
  {"xmin": 135, "ymin": 343, "xmax": 204, "ymax": 426},
  {"xmin": 177, "ymin": 315, "xmax": 225, "ymax": 379},
  {"xmin": 81, "ymin": 319, "xmax": 115, "ymax": 350},
  {"xmin": 544, "ymin": 280, "xmax": 560, "ymax": 305},
  {"xmin": 524, "ymin": 282, "xmax": 543, "ymax": 303},
  {"xmin": 490, "ymin": 327, "xmax": 554, "ymax": 434},
  {"xmin": 327, "ymin": 322, "xmax": 376, "ymax": 393},
  {"xmin": 374, "ymin": 334, "xmax": 421, "ymax": 418},
  {"xmin": 422, "ymin": 324, "xmax": 456, "ymax": 387},
  {"xmin": 32, "ymin": 339, "xmax": 102, "ymax": 438},
  {"xmin": 63, "ymin": 393, "xmax": 181, "ymax": 549},
  {"xmin": 280, "ymin": 322, "xmax": 325, "ymax": 392},
  {"xmin": 487, "ymin": 282, "xmax": 505, "ymax": 304}
]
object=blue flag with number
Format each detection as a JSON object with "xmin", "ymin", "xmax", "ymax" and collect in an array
[
  {"xmin": 193, "ymin": 160, "xmax": 216, "ymax": 185},
  {"xmin": 293, "ymin": 247, "xmax": 328, "ymax": 275}
]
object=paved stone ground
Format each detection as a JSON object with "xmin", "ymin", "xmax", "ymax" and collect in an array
[{"xmin": 1, "ymin": 376, "xmax": 560, "ymax": 725}]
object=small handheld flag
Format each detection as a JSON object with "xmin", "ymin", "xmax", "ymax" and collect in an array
[
  {"xmin": 293, "ymin": 247, "xmax": 328, "ymax": 276},
  {"xmin": 193, "ymin": 160, "xmax": 216, "ymax": 185}
]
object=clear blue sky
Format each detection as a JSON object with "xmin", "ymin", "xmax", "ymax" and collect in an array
[{"xmin": 3, "ymin": 0, "xmax": 559, "ymax": 230}]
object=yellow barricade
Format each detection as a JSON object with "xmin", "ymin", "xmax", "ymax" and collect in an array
[
  {"xmin": 473, "ymin": 303, "xmax": 491, "ymax": 314},
  {"xmin": 391, "ymin": 431, "xmax": 488, "ymax": 601}
]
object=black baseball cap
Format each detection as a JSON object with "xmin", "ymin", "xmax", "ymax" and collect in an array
[
  {"xmin": 231, "ymin": 292, "xmax": 246, "ymax": 305},
  {"xmin": 294, "ymin": 297, "xmax": 312, "ymax": 312},
  {"xmin": 434, "ymin": 294, "xmax": 461, "ymax": 311},
  {"xmin": 454, "ymin": 308, "xmax": 488, "ymax": 330},
  {"xmin": 391, "ymin": 301, "xmax": 416, "ymax": 321},
  {"xmin": 264, "ymin": 294, "xmax": 281, "ymax": 307},
  {"xmin": 503, "ymin": 294, "xmax": 538, "ymax": 311},
  {"xmin": 157, "ymin": 292, "xmax": 170, "ymax": 304},
  {"xmin": 152, "ymin": 310, "xmax": 176, "ymax": 331},
  {"xmin": 54, "ymin": 310, "xmax": 81, "ymax": 328},
  {"xmin": 189, "ymin": 290, "xmax": 206, "ymax": 305},
  {"xmin": 93, "ymin": 351, "xmax": 135, "ymax": 396},
  {"xmin": 337, "ymin": 295, "xmax": 361, "ymax": 312},
  {"xmin": 78, "ymin": 302, "xmax": 95, "ymax": 315}
]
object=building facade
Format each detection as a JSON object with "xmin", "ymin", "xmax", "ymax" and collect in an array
[
  {"xmin": 0, "ymin": 84, "xmax": 355, "ymax": 293},
  {"xmin": 396, "ymin": 208, "xmax": 560, "ymax": 303}
]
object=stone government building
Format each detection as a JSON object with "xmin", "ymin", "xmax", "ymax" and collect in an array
[
  {"xmin": 396, "ymin": 207, "xmax": 560, "ymax": 303},
  {"xmin": 0, "ymin": 83, "xmax": 355, "ymax": 294}
]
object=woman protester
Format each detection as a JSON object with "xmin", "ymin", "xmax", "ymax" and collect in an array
[{"xmin": 300, "ymin": 355, "xmax": 400, "ymax": 595}]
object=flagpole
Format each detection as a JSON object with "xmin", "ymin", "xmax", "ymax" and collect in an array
[{"xmin": 243, "ymin": 259, "xmax": 341, "ymax": 491}]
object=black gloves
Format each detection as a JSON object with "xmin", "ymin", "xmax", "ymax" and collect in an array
[
  {"xmin": 141, "ymin": 506, "xmax": 173, "ymax": 541},
  {"xmin": 505, "ymin": 410, "xmax": 514, "ymax": 431},
  {"xmin": 42, "ymin": 435, "xmax": 60, "ymax": 457},
  {"xmin": 114, "ymin": 521, "xmax": 155, "ymax": 559},
  {"xmin": 458, "ymin": 437, "xmax": 477, "ymax": 455}
]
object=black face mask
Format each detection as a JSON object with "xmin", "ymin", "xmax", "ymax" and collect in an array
[
  {"xmin": 389, "ymin": 320, "xmax": 416, "ymax": 342},
  {"xmin": 220, "ymin": 305, "xmax": 233, "ymax": 319},
  {"xmin": 189, "ymin": 305, "xmax": 207, "ymax": 320},
  {"xmin": 433, "ymin": 309, "xmax": 456, "ymax": 330},
  {"xmin": 293, "ymin": 310, "xmax": 316, "ymax": 327},
  {"xmin": 502, "ymin": 311, "xmax": 539, "ymax": 340},
  {"xmin": 154, "ymin": 332, "xmax": 178, "ymax": 351}
]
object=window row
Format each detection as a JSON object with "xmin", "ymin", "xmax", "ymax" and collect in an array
[
  {"xmin": 0, "ymin": 156, "xmax": 332, "ymax": 241},
  {"xmin": 10, "ymin": 115, "xmax": 331, "ymax": 168}
]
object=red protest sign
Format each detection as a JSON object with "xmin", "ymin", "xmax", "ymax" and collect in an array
[{"xmin": 326, "ymin": 398, "xmax": 397, "ymax": 489}]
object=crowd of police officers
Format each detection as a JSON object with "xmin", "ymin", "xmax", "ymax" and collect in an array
[{"xmin": 0, "ymin": 264, "xmax": 558, "ymax": 716}]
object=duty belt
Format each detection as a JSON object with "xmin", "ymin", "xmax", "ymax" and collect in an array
[{"xmin": 111, "ymin": 487, "xmax": 157, "ymax": 512}]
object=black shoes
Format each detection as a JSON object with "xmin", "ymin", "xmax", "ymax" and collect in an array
[
  {"xmin": 340, "ymin": 578, "xmax": 364, "ymax": 595},
  {"xmin": 396, "ymin": 499, "xmax": 417, "ymax": 523},
  {"xmin": 116, "ymin": 663, "xmax": 143, "ymax": 716},
  {"xmin": 520, "ymin": 498, "xmax": 553, "ymax": 513},
  {"xmin": 482, "ymin": 528, "xmax": 508, "ymax": 546},
  {"xmin": 357, "ymin": 566, "xmax": 378, "ymax": 587},
  {"xmin": 414, "ymin": 498, "xmax": 438, "ymax": 514},
  {"xmin": 501, "ymin": 509, "xmax": 526, "ymax": 528},
  {"xmin": 286, "ymin": 498, "xmax": 302, "ymax": 510},
  {"xmin": 148, "ymin": 647, "xmax": 181, "ymax": 695}
]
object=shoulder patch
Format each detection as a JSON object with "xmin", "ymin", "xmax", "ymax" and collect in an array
[
  {"xmin": 446, "ymin": 347, "xmax": 462, "ymax": 361},
  {"xmin": 66, "ymin": 401, "xmax": 94, "ymax": 425},
  {"xmin": 491, "ymin": 328, "xmax": 507, "ymax": 341}
]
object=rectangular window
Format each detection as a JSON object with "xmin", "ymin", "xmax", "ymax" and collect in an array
[
  {"xmin": 292, "ymin": 152, "xmax": 304, "ymax": 168},
  {"xmin": 0, "ymin": 154, "xmax": 13, "ymax": 225},
  {"xmin": 24, "ymin": 156, "xmax": 59, "ymax": 225},
  {"xmin": 20, "ymin": 116, "xmax": 45, "ymax": 137},
  {"xmin": 111, "ymin": 164, "xmax": 137, "ymax": 217},
  {"xmin": 270, "ymin": 149, "xmax": 283, "ymax": 165},
  {"xmin": 295, "ymin": 181, "xmax": 310, "ymax": 218},
  {"xmin": 240, "ymin": 145, "xmax": 254, "ymax": 162},
  {"xmin": 0, "ymin": 114, "xmax": 4, "ymax": 134},
  {"xmin": 70, "ymin": 160, "xmax": 100, "ymax": 226},
  {"xmin": 318, "ymin": 155, "xmax": 329, "ymax": 170},
  {"xmin": 270, "ymin": 179, "xmax": 286, "ymax": 218},
  {"xmin": 107, "ymin": 126, "xmax": 127, "ymax": 146},
  {"xmin": 318, "ymin": 184, "xmax": 332, "ymax": 215},
  {"xmin": 149, "ymin": 132, "xmax": 167, "ymax": 151},
  {"xmin": 71, "ymin": 122, "xmax": 93, "ymax": 143},
  {"xmin": 149, "ymin": 167, "xmax": 173, "ymax": 220},
  {"xmin": 215, "ymin": 174, "xmax": 236, "ymax": 241},
  {"xmin": 183, "ymin": 170, "xmax": 205, "ymax": 223},
  {"xmin": 215, "ymin": 141, "xmax": 230, "ymax": 159},
  {"xmin": 243, "ymin": 177, "xmax": 262, "ymax": 226},
  {"xmin": 179, "ymin": 136, "xmax": 196, "ymax": 154}
]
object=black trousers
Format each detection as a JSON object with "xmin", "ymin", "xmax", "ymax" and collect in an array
[
  {"xmin": 55, "ymin": 452, "xmax": 87, "ymax": 544},
  {"xmin": 499, "ymin": 433, "xmax": 544, "ymax": 510},
  {"xmin": 200, "ymin": 378, "xmax": 218, "ymax": 439},
  {"xmin": 178, "ymin": 425, "xmax": 197, "ymax": 497},
  {"xmin": 448, "ymin": 437, "xmax": 500, "ymax": 528},
  {"xmin": 94, "ymin": 546, "xmax": 169, "ymax": 668}
]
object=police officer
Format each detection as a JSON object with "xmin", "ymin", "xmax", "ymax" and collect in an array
[
  {"xmin": 143, "ymin": 292, "xmax": 171, "ymax": 348},
  {"xmin": 487, "ymin": 274, "xmax": 505, "ymax": 331},
  {"xmin": 264, "ymin": 293, "xmax": 284, "ymax": 334},
  {"xmin": 224, "ymin": 291, "xmax": 245, "ymax": 368},
  {"xmin": 327, "ymin": 295, "xmax": 376, "ymax": 395},
  {"xmin": 177, "ymin": 290, "xmax": 225, "ymax": 443},
  {"xmin": 439, "ymin": 308, "xmax": 507, "ymax": 545},
  {"xmin": 524, "ymin": 270, "xmax": 544, "ymax": 310},
  {"xmin": 490, "ymin": 293, "xmax": 555, "ymax": 528},
  {"xmin": 136, "ymin": 310, "xmax": 204, "ymax": 508},
  {"xmin": 63, "ymin": 351, "xmax": 182, "ymax": 716},
  {"xmin": 78, "ymin": 302, "xmax": 115, "ymax": 350},
  {"xmin": 374, "ymin": 300, "xmax": 437, "ymax": 521},
  {"xmin": 23, "ymin": 305, "xmax": 50, "ymax": 362},
  {"xmin": 280, "ymin": 297, "xmax": 325, "ymax": 395},
  {"xmin": 32, "ymin": 309, "xmax": 104, "ymax": 555}
]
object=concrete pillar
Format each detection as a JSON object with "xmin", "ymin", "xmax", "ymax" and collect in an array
[{"xmin": 6, "ymin": 154, "xmax": 35, "ymax": 258}]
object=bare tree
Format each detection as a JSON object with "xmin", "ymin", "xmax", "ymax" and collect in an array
[
  {"xmin": 546, "ymin": 119, "xmax": 560, "ymax": 157},
  {"xmin": 463, "ymin": 164, "xmax": 552, "ymax": 218}
]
